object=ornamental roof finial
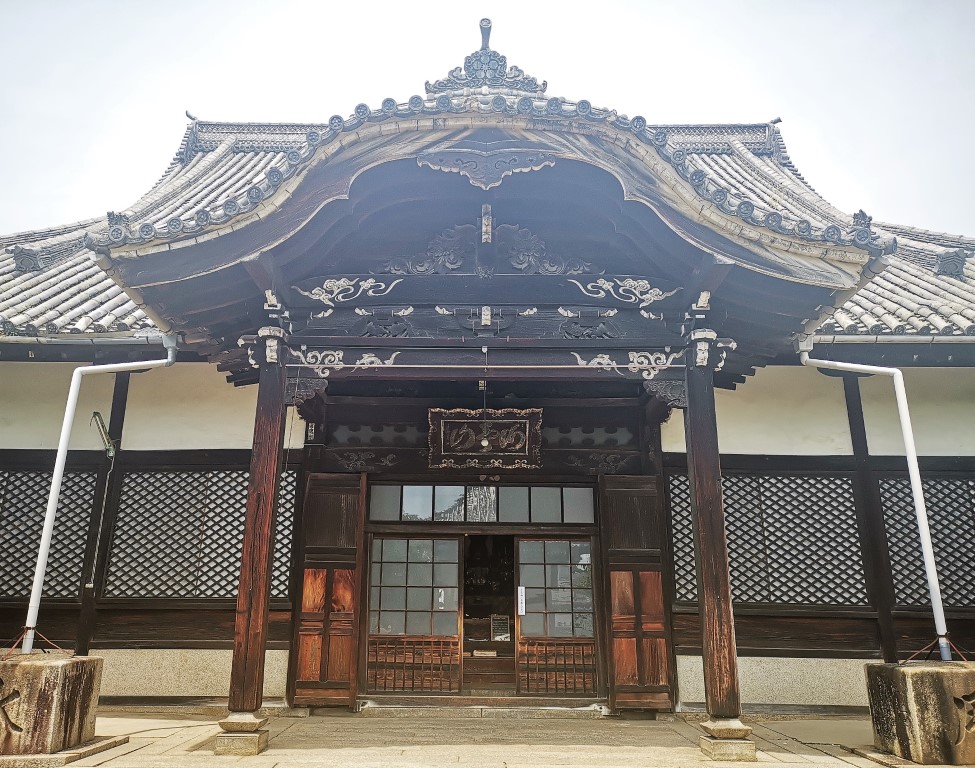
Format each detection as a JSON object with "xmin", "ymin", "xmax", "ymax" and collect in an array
[
  {"xmin": 480, "ymin": 18, "xmax": 491, "ymax": 50},
  {"xmin": 425, "ymin": 18, "xmax": 547, "ymax": 96}
]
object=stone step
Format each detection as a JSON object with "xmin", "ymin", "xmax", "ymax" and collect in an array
[{"xmin": 355, "ymin": 698, "xmax": 613, "ymax": 719}]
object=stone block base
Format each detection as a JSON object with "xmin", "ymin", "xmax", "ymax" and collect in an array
[
  {"xmin": 866, "ymin": 661, "xmax": 975, "ymax": 764},
  {"xmin": 0, "ymin": 735, "xmax": 129, "ymax": 767},
  {"xmin": 0, "ymin": 654, "xmax": 102, "ymax": 755},
  {"xmin": 700, "ymin": 736, "xmax": 757, "ymax": 761},
  {"xmin": 213, "ymin": 730, "xmax": 269, "ymax": 756}
]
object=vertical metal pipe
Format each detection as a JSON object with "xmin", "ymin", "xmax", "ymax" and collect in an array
[
  {"xmin": 798, "ymin": 348, "xmax": 950, "ymax": 661},
  {"xmin": 22, "ymin": 339, "xmax": 177, "ymax": 653}
]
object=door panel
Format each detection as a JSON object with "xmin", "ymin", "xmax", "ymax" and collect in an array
[
  {"xmin": 599, "ymin": 475, "xmax": 674, "ymax": 710},
  {"xmin": 290, "ymin": 474, "xmax": 364, "ymax": 707}
]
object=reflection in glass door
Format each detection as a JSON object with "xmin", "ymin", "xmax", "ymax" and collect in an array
[{"xmin": 517, "ymin": 538, "xmax": 598, "ymax": 695}]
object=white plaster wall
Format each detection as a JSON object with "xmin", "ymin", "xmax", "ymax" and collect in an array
[
  {"xmin": 676, "ymin": 655, "xmax": 874, "ymax": 708},
  {"xmin": 0, "ymin": 362, "xmax": 116, "ymax": 450},
  {"xmin": 660, "ymin": 365, "xmax": 853, "ymax": 456},
  {"xmin": 98, "ymin": 649, "xmax": 288, "ymax": 698},
  {"xmin": 121, "ymin": 363, "xmax": 304, "ymax": 450},
  {"xmin": 859, "ymin": 368, "xmax": 975, "ymax": 456}
]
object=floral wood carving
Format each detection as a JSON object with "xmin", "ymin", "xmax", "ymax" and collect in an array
[
  {"xmin": 293, "ymin": 277, "xmax": 402, "ymax": 317},
  {"xmin": 429, "ymin": 407, "xmax": 542, "ymax": 469},
  {"xmin": 417, "ymin": 150, "xmax": 556, "ymax": 191}
]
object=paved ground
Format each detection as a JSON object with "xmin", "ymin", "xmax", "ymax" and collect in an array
[{"xmin": 67, "ymin": 711, "xmax": 886, "ymax": 768}]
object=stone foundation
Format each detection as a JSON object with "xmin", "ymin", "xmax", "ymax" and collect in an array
[
  {"xmin": 866, "ymin": 661, "xmax": 975, "ymax": 764},
  {"xmin": 0, "ymin": 654, "xmax": 102, "ymax": 756}
]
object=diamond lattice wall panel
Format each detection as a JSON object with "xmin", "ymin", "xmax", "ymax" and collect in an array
[
  {"xmin": 667, "ymin": 474, "xmax": 697, "ymax": 601},
  {"xmin": 667, "ymin": 471, "xmax": 868, "ymax": 606},
  {"xmin": 105, "ymin": 471, "xmax": 217, "ymax": 597},
  {"xmin": 759, "ymin": 476, "xmax": 867, "ymax": 605},
  {"xmin": 271, "ymin": 470, "xmax": 297, "ymax": 599},
  {"xmin": 880, "ymin": 477, "xmax": 975, "ymax": 608},
  {"xmin": 0, "ymin": 471, "xmax": 95, "ymax": 599},
  {"xmin": 104, "ymin": 468, "xmax": 297, "ymax": 599},
  {"xmin": 720, "ymin": 476, "xmax": 773, "ymax": 603}
]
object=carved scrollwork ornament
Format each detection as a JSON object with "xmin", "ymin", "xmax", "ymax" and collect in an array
[{"xmin": 644, "ymin": 379, "xmax": 687, "ymax": 408}]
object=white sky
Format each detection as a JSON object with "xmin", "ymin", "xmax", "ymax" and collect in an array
[{"xmin": 0, "ymin": 0, "xmax": 972, "ymax": 237}]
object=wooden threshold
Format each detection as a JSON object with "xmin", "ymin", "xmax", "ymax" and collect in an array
[{"xmin": 357, "ymin": 694, "xmax": 608, "ymax": 709}]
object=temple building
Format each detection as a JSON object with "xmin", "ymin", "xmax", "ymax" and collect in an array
[{"xmin": 1, "ymin": 18, "xmax": 974, "ymax": 754}]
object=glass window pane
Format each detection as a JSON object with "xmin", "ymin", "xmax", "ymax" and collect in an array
[
  {"xmin": 379, "ymin": 611, "xmax": 405, "ymax": 635},
  {"xmin": 546, "ymin": 564, "xmax": 572, "ymax": 588},
  {"xmin": 402, "ymin": 486, "xmax": 433, "ymax": 520},
  {"xmin": 382, "ymin": 539, "xmax": 407, "ymax": 562},
  {"xmin": 371, "ymin": 538, "xmax": 382, "ymax": 560},
  {"xmin": 369, "ymin": 611, "xmax": 379, "ymax": 633},
  {"xmin": 570, "ymin": 542, "xmax": 591, "ymax": 565},
  {"xmin": 408, "ymin": 563, "xmax": 433, "ymax": 586},
  {"xmin": 573, "ymin": 612, "xmax": 594, "ymax": 637},
  {"xmin": 572, "ymin": 565, "xmax": 593, "ymax": 589},
  {"xmin": 519, "ymin": 540, "xmax": 545, "ymax": 563},
  {"xmin": 434, "ymin": 486, "xmax": 465, "ymax": 521},
  {"xmin": 370, "ymin": 586, "xmax": 380, "ymax": 608},
  {"xmin": 521, "ymin": 613, "xmax": 545, "ymax": 636},
  {"xmin": 433, "ymin": 562, "xmax": 457, "ymax": 586},
  {"xmin": 381, "ymin": 586, "xmax": 406, "ymax": 610},
  {"xmin": 371, "ymin": 562, "xmax": 381, "ymax": 585},
  {"xmin": 370, "ymin": 485, "xmax": 400, "ymax": 520},
  {"xmin": 547, "ymin": 588, "xmax": 572, "ymax": 610},
  {"xmin": 548, "ymin": 613, "xmax": 574, "ymax": 637},
  {"xmin": 435, "ymin": 587, "xmax": 458, "ymax": 611},
  {"xmin": 434, "ymin": 539, "xmax": 458, "ymax": 562},
  {"xmin": 531, "ymin": 487, "xmax": 561, "ymax": 522},
  {"xmin": 544, "ymin": 540, "xmax": 570, "ymax": 563},
  {"xmin": 408, "ymin": 539, "xmax": 433, "ymax": 562},
  {"xmin": 407, "ymin": 587, "xmax": 432, "ymax": 610},
  {"xmin": 525, "ymin": 588, "xmax": 546, "ymax": 611},
  {"xmin": 520, "ymin": 564, "xmax": 545, "ymax": 587},
  {"xmin": 562, "ymin": 488, "xmax": 595, "ymax": 524},
  {"xmin": 406, "ymin": 611, "xmax": 431, "ymax": 635},
  {"xmin": 383, "ymin": 562, "xmax": 407, "ymax": 586},
  {"xmin": 466, "ymin": 487, "xmax": 498, "ymax": 522},
  {"xmin": 433, "ymin": 611, "xmax": 457, "ymax": 636},
  {"xmin": 499, "ymin": 486, "xmax": 530, "ymax": 523},
  {"xmin": 572, "ymin": 589, "xmax": 593, "ymax": 611}
]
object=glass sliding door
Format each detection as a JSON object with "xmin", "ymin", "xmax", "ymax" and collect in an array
[
  {"xmin": 516, "ymin": 538, "xmax": 598, "ymax": 696},
  {"xmin": 366, "ymin": 537, "xmax": 462, "ymax": 693}
]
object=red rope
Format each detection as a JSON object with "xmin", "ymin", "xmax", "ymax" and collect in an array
[
  {"xmin": 902, "ymin": 635, "xmax": 968, "ymax": 663},
  {"xmin": 1, "ymin": 628, "xmax": 71, "ymax": 661}
]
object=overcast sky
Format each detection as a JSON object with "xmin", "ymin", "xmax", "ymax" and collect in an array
[{"xmin": 0, "ymin": 0, "xmax": 972, "ymax": 237}]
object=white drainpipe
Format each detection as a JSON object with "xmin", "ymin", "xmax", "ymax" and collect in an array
[
  {"xmin": 797, "ymin": 338, "xmax": 951, "ymax": 661},
  {"xmin": 21, "ymin": 333, "xmax": 179, "ymax": 654}
]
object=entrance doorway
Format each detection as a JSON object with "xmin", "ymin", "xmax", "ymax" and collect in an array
[{"xmin": 463, "ymin": 535, "xmax": 515, "ymax": 694}]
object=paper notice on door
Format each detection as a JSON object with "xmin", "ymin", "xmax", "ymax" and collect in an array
[{"xmin": 517, "ymin": 586, "xmax": 526, "ymax": 616}]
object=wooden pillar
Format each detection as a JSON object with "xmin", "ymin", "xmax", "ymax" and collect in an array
[
  {"xmin": 76, "ymin": 371, "xmax": 129, "ymax": 655},
  {"xmin": 683, "ymin": 331, "xmax": 749, "ymax": 742},
  {"xmin": 228, "ymin": 330, "xmax": 288, "ymax": 715},
  {"xmin": 843, "ymin": 375, "xmax": 899, "ymax": 662}
]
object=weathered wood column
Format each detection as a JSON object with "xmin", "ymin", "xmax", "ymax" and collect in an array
[
  {"xmin": 218, "ymin": 328, "xmax": 288, "ymax": 755},
  {"xmin": 683, "ymin": 329, "xmax": 755, "ymax": 759}
]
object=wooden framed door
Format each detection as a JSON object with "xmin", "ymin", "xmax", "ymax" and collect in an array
[
  {"xmin": 289, "ymin": 473, "xmax": 365, "ymax": 707},
  {"xmin": 599, "ymin": 475, "xmax": 675, "ymax": 709}
]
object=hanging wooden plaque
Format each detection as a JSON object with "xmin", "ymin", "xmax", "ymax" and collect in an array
[{"xmin": 428, "ymin": 408, "xmax": 542, "ymax": 469}]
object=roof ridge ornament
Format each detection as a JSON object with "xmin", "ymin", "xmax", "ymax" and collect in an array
[{"xmin": 425, "ymin": 18, "xmax": 547, "ymax": 96}]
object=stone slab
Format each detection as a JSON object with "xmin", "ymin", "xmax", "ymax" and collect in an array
[
  {"xmin": 213, "ymin": 729, "xmax": 269, "ymax": 756},
  {"xmin": 866, "ymin": 661, "xmax": 975, "ymax": 764},
  {"xmin": 699, "ymin": 735, "xmax": 757, "ymax": 761},
  {"xmin": 0, "ymin": 654, "xmax": 103, "ymax": 755},
  {"xmin": 0, "ymin": 735, "xmax": 128, "ymax": 767}
]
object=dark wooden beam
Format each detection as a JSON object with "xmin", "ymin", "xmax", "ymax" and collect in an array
[
  {"xmin": 843, "ymin": 375, "xmax": 899, "ymax": 662},
  {"xmin": 228, "ymin": 333, "xmax": 288, "ymax": 713},
  {"xmin": 77, "ymin": 371, "xmax": 130, "ymax": 655},
  {"xmin": 683, "ymin": 333, "xmax": 742, "ymax": 720}
]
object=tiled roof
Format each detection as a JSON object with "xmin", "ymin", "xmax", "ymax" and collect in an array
[{"xmin": 0, "ymin": 115, "xmax": 971, "ymax": 343}]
